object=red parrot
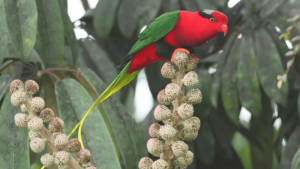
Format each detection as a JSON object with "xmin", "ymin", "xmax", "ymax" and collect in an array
[{"xmin": 70, "ymin": 10, "xmax": 228, "ymax": 147}]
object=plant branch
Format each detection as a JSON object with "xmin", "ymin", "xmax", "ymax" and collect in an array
[{"xmin": 81, "ymin": 0, "xmax": 90, "ymax": 11}]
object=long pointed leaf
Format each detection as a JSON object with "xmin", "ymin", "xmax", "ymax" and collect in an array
[
  {"xmin": 280, "ymin": 126, "xmax": 300, "ymax": 169},
  {"xmin": 0, "ymin": 0, "xmax": 9, "ymax": 64},
  {"xmin": 36, "ymin": 0, "xmax": 64, "ymax": 67},
  {"xmin": 55, "ymin": 79, "xmax": 121, "ymax": 169},
  {"xmin": 254, "ymin": 28, "xmax": 288, "ymax": 106},
  {"xmin": 0, "ymin": 93, "xmax": 30, "ymax": 168},
  {"xmin": 236, "ymin": 37, "xmax": 262, "ymax": 117},
  {"xmin": 59, "ymin": 0, "xmax": 79, "ymax": 65},
  {"xmin": 4, "ymin": 0, "xmax": 37, "ymax": 62},
  {"xmin": 0, "ymin": 75, "xmax": 13, "ymax": 100},
  {"xmin": 93, "ymin": 0, "xmax": 120, "ymax": 38},
  {"xmin": 221, "ymin": 37, "xmax": 240, "ymax": 126},
  {"xmin": 117, "ymin": 0, "xmax": 139, "ymax": 38},
  {"xmin": 298, "ymin": 91, "xmax": 300, "ymax": 122},
  {"xmin": 80, "ymin": 39, "xmax": 118, "ymax": 84},
  {"xmin": 78, "ymin": 68, "xmax": 148, "ymax": 168}
]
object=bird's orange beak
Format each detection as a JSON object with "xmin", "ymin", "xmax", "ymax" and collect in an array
[{"xmin": 221, "ymin": 24, "xmax": 228, "ymax": 36}]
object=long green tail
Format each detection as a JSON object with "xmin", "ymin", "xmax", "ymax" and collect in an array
[{"xmin": 68, "ymin": 62, "xmax": 140, "ymax": 148}]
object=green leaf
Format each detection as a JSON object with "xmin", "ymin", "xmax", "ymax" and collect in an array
[
  {"xmin": 117, "ymin": 0, "xmax": 139, "ymax": 38},
  {"xmin": 0, "ymin": 0, "xmax": 9, "ymax": 64},
  {"xmin": 232, "ymin": 132, "xmax": 253, "ymax": 169},
  {"xmin": 138, "ymin": 0, "xmax": 163, "ymax": 30},
  {"xmin": 221, "ymin": 37, "xmax": 240, "ymax": 126},
  {"xmin": 36, "ymin": 0, "xmax": 64, "ymax": 67},
  {"xmin": 298, "ymin": 91, "xmax": 300, "ymax": 122},
  {"xmin": 236, "ymin": 37, "xmax": 262, "ymax": 117},
  {"xmin": 196, "ymin": 121, "xmax": 215, "ymax": 165},
  {"xmin": 78, "ymin": 68, "xmax": 148, "ymax": 168},
  {"xmin": 55, "ymin": 79, "xmax": 121, "ymax": 169},
  {"xmin": 79, "ymin": 39, "xmax": 118, "ymax": 84},
  {"xmin": 59, "ymin": 0, "xmax": 79, "ymax": 65},
  {"xmin": 211, "ymin": 33, "xmax": 236, "ymax": 108},
  {"xmin": 291, "ymin": 148, "xmax": 300, "ymax": 169},
  {"xmin": 0, "ymin": 75, "xmax": 13, "ymax": 100},
  {"xmin": 254, "ymin": 28, "xmax": 288, "ymax": 106},
  {"xmin": 4, "ymin": 0, "xmax": 37, "ymax": 62},
  {"xmin": 93, "ymin": 0, "xmax": 120, "ymax": 38},
  {"xmin": 281, "ymin": 126, "xmax": 300, "ymax": 169},
  {"xmin": 0, "ymin": 93, "xmax": 30, "ymax": 168}
]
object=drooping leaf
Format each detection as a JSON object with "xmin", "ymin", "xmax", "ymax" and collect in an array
[
  {"xmin": 298, "ymin": 91, "xmax": 300, "ymax": 122},
  {"xmin": 36, "ymin": 0, "xmax": 64, "ymax": 67},
  {"xmin": 93, "ymin": 0, "xmax": 120, "ymax": 38},
  {"xmin": 291, "ymin": 148, "xmax": 300, "ymax": 169},
  {"xmin": 232, "ymin": 131, "xmax": 253, "ymax": 169},
  {"xmin": 221, "ymin": 36, "xmax": 240, "ymax": 126},
  {"xmin": 80, "ymin": 39, "xmax": 118, "ymax": 84},
  {"xmin": 274, "ymin": 112, "xmax": 298, "ymax": 161},
  {"xmin": 280, "ymin": 126, "xmax": 300, "ymax": 169},
  {"xmin": 0, "ymin": 0, "xmax": 9, "ymax": 64},
  {"xmin": 250, "ymin": 90, "xmax": 274, "ymax": 169},
  {"xmin": 4, "ymin": 0, "xmax": 37, "ymax": 62},
  {"xmin": 0, "ymin": 75, "xmax": 13, "ymax": 100},
  {"xmin": 254, "ymin": 28, "xmax": 288, "ymax": 106},
  {"xmin": 58, "ymin": 0, "xmax": 79, "ymax": 65},
  {"xmin": 196, "ymin": 121, "xmax": 215, "ymax": 165},
  {"xmin": 211, "ymin": 33, "xmax": 236, "ymax": 108},
  {"xmin": 55, "ymin": 79, "xmax": 121, "ymax": 169},
  {"xmin": 117, "ymin": 0, "xmax": 139, "ymax": 38},
  {"xmin": 138, "ymin": 0, "xmax": 163, "ymax": 30},
  {"xmin": 180, "ymin": 0, "xmax": 199, "ymax": 12},
  {"xmin": 236, "ymin": 37, "xmax": 262, "ymax": 117},
  {"xmin": 77, "ymin": 68, "xmax": 148, "ymax": 168},
  {"xmin": 0, "ymin": 93, "xmax": 30, "ymax": 168}
]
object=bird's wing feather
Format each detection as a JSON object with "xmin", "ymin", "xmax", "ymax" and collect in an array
[
  {"xmin": 119, "ymin": 11, "xmax": 180, "ymax": 66},
  {"xmin": 68, "ymin": 62, "xmax": 141, "ymax": 147}
]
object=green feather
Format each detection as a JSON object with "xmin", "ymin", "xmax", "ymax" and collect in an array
[
  {"xmin": 128, "ymin": 10, "xmax": 179, "ymax": 55},
  {"xmin": 68, "ymin": 62, "xmax": 140, "ymax": 147},
  {"xmin": 120, "ymin": 10, "xmax": 180, "ymax": 65},
  {"xmin": 69, "ymin": 11, "xmax": 180, "ymax": 147}
]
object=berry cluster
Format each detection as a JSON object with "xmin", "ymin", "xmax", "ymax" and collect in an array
[
  {"xmin": 139, "ymin": 51, "xmax": 202, "ymax": 169},
  {"xmin": 10, "ymin": 79, "xmax": 96, "ymax": 169}
]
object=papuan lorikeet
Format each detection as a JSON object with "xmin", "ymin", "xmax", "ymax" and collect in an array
[{"xmin": 70, "ymin": 10, "xmax": 228, "ymax": 147}]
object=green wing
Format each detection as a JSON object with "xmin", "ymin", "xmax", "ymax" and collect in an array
[{"xmin": 127, "ymin": 11, "xmax": 180, "ymax": 56}]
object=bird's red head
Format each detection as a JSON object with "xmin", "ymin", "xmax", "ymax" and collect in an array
[
  {"xmin": 164, "ymin": 10, "xmax": 228, "ymax": 47},
  {"xmin": 199, "ymin": 10, "xmax": 228, "ymax": 36}
]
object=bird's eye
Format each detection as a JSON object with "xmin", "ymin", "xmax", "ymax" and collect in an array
[{"xmin": 210, "ymin": 18, "xmax": 216, "ymax": 23}]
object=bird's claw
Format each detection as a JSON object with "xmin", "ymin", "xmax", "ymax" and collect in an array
[{"xmin": 171, "ymin": 48, "xmax": 190, "ymax": 62}]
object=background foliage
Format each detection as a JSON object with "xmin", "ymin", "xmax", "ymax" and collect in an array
[{"xmin": 0, "ymin": 0, "xmax": 300, "ymax": 169}]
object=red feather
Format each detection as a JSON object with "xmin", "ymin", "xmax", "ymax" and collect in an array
[
  {"xmin": 127, "ymin": 43, "xmax": 164, "ymax": 73},
  {"xmin": 128, "ymin": 11, "xmax": 228, "ymax": 73}
]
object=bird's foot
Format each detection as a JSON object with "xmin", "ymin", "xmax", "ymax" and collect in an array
[
  {"xmin": 171, "ymin": 48, "xmax": 190, "ymax": 62},
  {"xmin": 190, "ymin": 54, "xmax": 199, "ymax": 62}
]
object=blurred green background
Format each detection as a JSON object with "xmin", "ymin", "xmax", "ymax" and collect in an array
[{"xmin": 0, "ymin": 0, "xmax": 300, "ymax": 168}]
